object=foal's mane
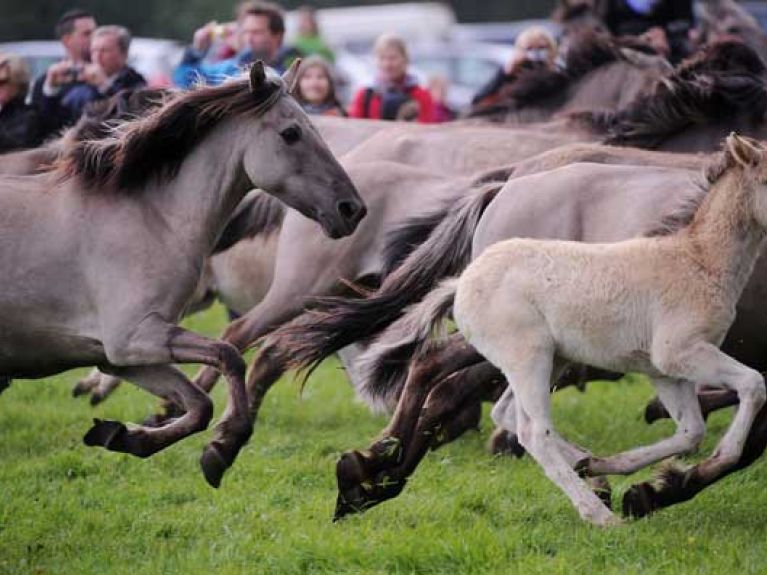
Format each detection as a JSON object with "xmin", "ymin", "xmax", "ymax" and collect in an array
[
  {"xmin": 58, "ymin": 77, "xmax": 282, "ymax": 192},
  {"xmin": 644, "ymin": 150, "xmax": 736, "ymax": 237},
  {"xmin": 582, "ymin": 39, "xmax": 767, "ymax": 148}
]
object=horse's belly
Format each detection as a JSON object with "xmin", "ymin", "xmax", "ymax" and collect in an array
[{"xmin": 0, "ymin": 328, "xmax": 105, "ymax": 379}]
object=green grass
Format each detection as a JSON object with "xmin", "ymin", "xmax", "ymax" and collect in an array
[{"xmin": 1, "ymin": 304, "xmax": 766, "ymax": 574}]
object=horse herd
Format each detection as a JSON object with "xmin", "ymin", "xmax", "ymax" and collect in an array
[{"xmin": 3, "ymin": 29, "xmax": 767, "ymax": 527}]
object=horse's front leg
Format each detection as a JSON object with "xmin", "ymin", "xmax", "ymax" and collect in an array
[
  {"xmin": 578, "ymin": 377, "xmax": 705, "ymax": 477},
  {"xmin": 96, "ymin": 314, "xmax": 250, "ymax": 487}
]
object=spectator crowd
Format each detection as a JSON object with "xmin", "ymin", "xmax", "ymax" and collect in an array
[{"xmin": 0, "ymin": 0, "xmax": 699, "ymax": 153}]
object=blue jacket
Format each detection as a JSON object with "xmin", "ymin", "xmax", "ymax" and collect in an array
[{"xmin": 173, "ymin": 46, "xmax": 300, "ymax": 89}]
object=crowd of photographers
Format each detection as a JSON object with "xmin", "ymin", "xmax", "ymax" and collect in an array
[{"xmin": 0, "ymin": 0, "xmax": 696, "ymax": 153}]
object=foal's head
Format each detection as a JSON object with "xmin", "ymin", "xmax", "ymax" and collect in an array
[{"xmin": 718, "ymin": 133, "xmax": 767, "ymax": 226}]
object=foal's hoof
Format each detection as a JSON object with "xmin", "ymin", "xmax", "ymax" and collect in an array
[
  {"xmin": 644, "ymin": 397, "xmax": 669, "ymax": 424},
  {"xmin": 72, "ymin": 380, "xmax": 92, "ymax": 398},
  {"xmin": 489, "ymin": 428, "xmax": 526, "ymax": 458},
  {"xmin": 83, "ymin": 418, "xmax": 130, "ymax": 452},
  {"xmin": 588, "ymin": 476, "xmax": 613, "ymax": 510},
  {"xmin": 622, "ymin": 482, "xmax": 658, "ymax": 519}
]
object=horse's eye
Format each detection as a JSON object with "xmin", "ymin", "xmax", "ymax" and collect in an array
[{"xmin": 280, "ymin": 126, "xmax": 301, "ymax": 145}]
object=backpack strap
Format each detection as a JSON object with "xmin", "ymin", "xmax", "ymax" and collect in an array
[{"xmin": 362, "ymin": 87, "xmax": 375, "ymax": 118}]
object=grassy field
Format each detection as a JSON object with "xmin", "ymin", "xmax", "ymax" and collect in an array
[{"xmin": 1, "ymin": 304, "xmax": 766, "ymax": 575}]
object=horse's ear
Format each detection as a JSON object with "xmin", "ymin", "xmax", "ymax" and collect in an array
[
  {"xmin": 282, "ymin": 58, "xmax": 301, "ymax": 95},
  {"xmin": 249, "ymin": 61, "xmax": 266, "ymax": 93},
  {"xmin": 726, "ymin": 132, "xmax": 764, "ymax": 167}
]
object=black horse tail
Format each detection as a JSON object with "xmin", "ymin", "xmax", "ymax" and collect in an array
[
  {"xmin": 212, "ymin": 190, "xmax": 285, "ymax": 254},
  {"xmin": 265, "ymin": 181, "xmax": 503, "ymax": 376}
]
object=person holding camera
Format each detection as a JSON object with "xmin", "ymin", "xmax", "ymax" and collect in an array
[
  {"xmin": 471, "ymin": 26, "xmax": 559, "ymax": 108},
  {"xmin": 29, "ymin": 9, "xmax": 96, "ymax": 138},
  {"xmin": 0, "ymin": 54, "xmax": 42, "ymax": 152},
  {"xmin": 35, "ymin": 24, "xmax": 145, "ymax": 136}
]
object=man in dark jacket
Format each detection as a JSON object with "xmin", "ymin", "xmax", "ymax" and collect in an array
[
  {"xmin": 0, "ymin": 54, "xmax": 42, "ymax": 152},
  {"xmin": 35, "ymin": 24, "xmax": 146, "ymax": 134},
  {"xmin": 30, "ymin": 9, "xmax": 97, "ymax": 138}
]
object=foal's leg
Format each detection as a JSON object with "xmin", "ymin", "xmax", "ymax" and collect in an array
[
  {"xmin": 578, "ymin": 378, "xmax": 705, "ymax": 476},
  {"xmin": 624, "ymin": 401, "xmax": 767, "ymax": 518},
  {"xmin": 623, "ymin": 343, "xmax": 766, "ymax": 516},
  {"xmin": 645, "ymin": 388, "xmax": 738, "ymax": 424},
  {"xmin": 97, "ymin": 317, "xmax": 250, "ymax": 487},
  {"xmin": 493, "ymin": 342, "xmax": 619, "ymax": 526},
  {"xmin": 84, "ymin": 365, "xmax": 213, "ymax": 457}
]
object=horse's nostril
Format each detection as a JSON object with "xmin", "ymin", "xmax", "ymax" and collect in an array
[{"xmin": 337, "ymin": 200, "xmax": 359, "ymax": 221}]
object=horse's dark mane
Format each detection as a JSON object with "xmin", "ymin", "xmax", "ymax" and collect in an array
[
  {"xmin": 582, "ymin": 39, "xmax": 767, "ymax": 148},
  {"xmin": 59, "ymin": 78, "xmax": 280, "ymax": 192},
  {"xmin": 212, "ymin": 190, "xmax": 285, "ymax": 254}
]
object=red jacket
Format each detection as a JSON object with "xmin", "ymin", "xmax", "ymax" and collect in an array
[{"xmin": 349, "ymin": 84, "xmax": 436, "ymax": 123}]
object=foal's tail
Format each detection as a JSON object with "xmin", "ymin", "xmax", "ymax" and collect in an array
[
  {"xmin": 212, "ymin": 190, "xmax": 285, "ymax": 254},
  {"xmin": 354, "ymin": 278, "xmax": 459, "ymax": 410},
  {"xmin": 267, "ymin": 181, "xmax": 503, "ymax": 375}
]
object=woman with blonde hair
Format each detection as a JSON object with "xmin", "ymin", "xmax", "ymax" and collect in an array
[
  {"xmin": 471, "ymin": 26, "xmax": 559, "ymax": 107},
  {"xmin": 349, "ymin": 33, "xmax": 435, "ymax": 123},
  {"xmin": 0, "ymin": 53, "xmax": 42, "ymax": 152},
  {"xmin": 293, "ymin": 56, "xmax": 346, "ymax": 117}
]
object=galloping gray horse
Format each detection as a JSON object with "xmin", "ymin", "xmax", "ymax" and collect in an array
[{"xmin": 0, "ymin": 62, "xmax": 365, "ymax": 487}]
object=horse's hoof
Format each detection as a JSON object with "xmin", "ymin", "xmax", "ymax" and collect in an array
[
  {"xmin": 200, "ymin": 443, "xmax": 229, "ymax": 488},
  {"xmin": 89, "ymin": 391, "xmax": 107, "ymax": 407},
  {"xmin": 83, "ymin": 418, "xmax": 129, "ymax": 452},
  {"xmin": 72, "ymin": 381, "xmax": 91, "ymax": 398},
  {"xmin": 332, "ymin": 473, "xmax": 407, "ymax": 521},
  {"xmin": 622, "ymin": 482, "xmax": 657, "ymax": 519},
  {"xmin": 644, "ymin": 398, "xmax": 668, "ymax": 424},
  {"xmin": 489, "ymin": 429, "xmax": 526, "ymax": 458},
  {"xmin": 588, "ymin": 476, "xmax": 612, "ymax": 510}
]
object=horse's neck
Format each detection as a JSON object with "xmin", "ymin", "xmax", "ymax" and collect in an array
[
  {"xmin": 148, "ymin": 124, "xmax": 250, "ymax": 254},
  {"xmin": 685, "ymin": 170, "xmax": 766, "ymax": 295}
]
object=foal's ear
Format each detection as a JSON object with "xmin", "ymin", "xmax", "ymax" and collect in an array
[
  {"xmin": 249, "ymin": 61, "xmax": 266, "ymax": 93},
  {"xmin": 281, "ymin": 58, "xmax": 302, "ymax": 95},
  {"xmin": 726, "ymin": 132, "xmax": 764, "ymax": 168}
]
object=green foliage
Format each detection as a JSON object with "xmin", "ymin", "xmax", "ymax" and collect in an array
[
  {"xmin": 0, "ymin": 1, "xmax": 558, "ymax": 42},
  {"xmin": 1, "ymin": 303, "xmax": 765, "ymax": 574}
]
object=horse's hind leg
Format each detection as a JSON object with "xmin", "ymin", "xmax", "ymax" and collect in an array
[
  {"xmin": 579, "ymin": 377, "xmax": 705, "ymax": 477},
  {"xmin": 84, "ymin": 365, "xmax": 213, "ymax": 457},
  {"xmin": 89, "ymin": 372, "xmax": 122, "ymax": 406}
]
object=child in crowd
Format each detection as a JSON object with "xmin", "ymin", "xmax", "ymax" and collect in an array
[{"xmin": 294, "ymin": 56, "xmax": 346, "ymax": 116}]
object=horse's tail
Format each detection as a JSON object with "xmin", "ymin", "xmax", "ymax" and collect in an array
[
  {"xmin": 212, "ymin": 190, "xmax": 285, "ymax": 254},
  {"xmin": 354, "ymin": 278, "xmax": 459, "ymax": 411},
  {"xmin": 268, "ymin": 181, "xmax": 503, "ymax": 375}
]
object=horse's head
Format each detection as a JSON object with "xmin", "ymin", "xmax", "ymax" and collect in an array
[{"xmin": 241, "ymin": 61, "xmax": 366, "ymax": 239}]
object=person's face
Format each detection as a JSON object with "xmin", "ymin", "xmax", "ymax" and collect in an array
[
  {"xmin": 299, "ymin": 65, "xmax": 331, "ymax": 104},
  {"xmin": 62, "ymin": 17, "xmax": 96, "ymax": 62},
  {"xmin": 240, "ymin": 14, "xmax": 282, "ymax": 59},
  {"xmin": 519, "ymin": 36, "xmax": 555, "ymax": 66},
  {"xmin": 91, "ymin": 34, "xmax": 126, "ymax": 76},
  {"xmin": 376, "ymin": 46, "xmax": 408, "ymax": 83},
  {"xmin": 297, "ymin": 11, "xmax": 317, "ymax": 36},
  {"xmin": 0, "ymin": 71, "xmax": 21, "ymax": 105}
]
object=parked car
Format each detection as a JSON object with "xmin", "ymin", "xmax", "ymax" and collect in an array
[{"xmin": 0, "ymin": 38, "xmax": 183, "ymax": 88}]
